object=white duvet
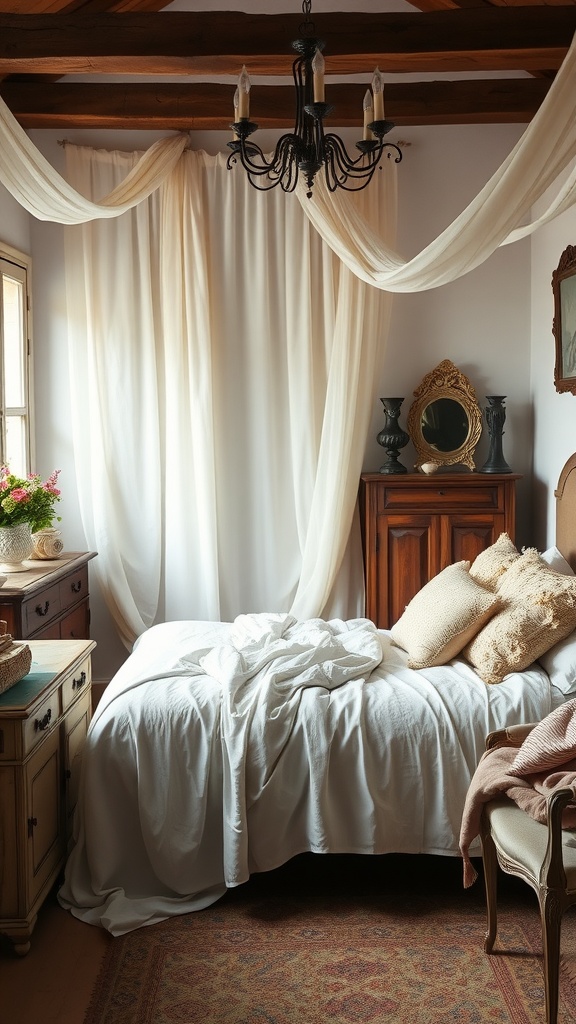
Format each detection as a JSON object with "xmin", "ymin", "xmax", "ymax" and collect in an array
[{"xmin": 58, "ymin": 614, "xmax": 560, "ymax": 935}]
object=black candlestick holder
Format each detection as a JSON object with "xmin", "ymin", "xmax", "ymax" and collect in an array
[
  {"xmin": 480, "ymin": 395, "xmax": 512, "ymax": 473},
  {"xmin": 377, "ymin": 397, "xmax": 409, "ymax": 474}
]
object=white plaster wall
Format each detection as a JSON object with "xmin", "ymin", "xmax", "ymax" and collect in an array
[
  {"xmin": 0, "ymin": 181, "xmax": 31, "ymax": 254},
  {"xmin": 365, "ymin": 124, "xmax": 532, "ymax": 545},
  {"xmin": 0, "ymin": 122, "xmax": 532, "ymax": 680},
  {"xmin": 529, "ymin": 158, "xmax": 576, "ymax": 550}
]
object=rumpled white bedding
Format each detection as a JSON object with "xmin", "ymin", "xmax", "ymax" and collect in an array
[{"xmin": 58, "ymin": 614, "xmax": 560, "ymax": 935}]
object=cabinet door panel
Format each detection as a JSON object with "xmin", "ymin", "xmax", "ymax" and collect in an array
[
  {"xmin": 0, "ymin": 766, "xmax": 19, "ymax": 917},
  {"xmin": 63, "ymin": 690, "xmax": 91, "ymax": 837},
  {"xmin": 443, "ymin": 514, "xmax": 506, "ymax": 566},
  {"xmin": 375, "ymin": 515, "xmax": 438, "ymax": 629},
  {"xmin": 25, "ymin": 730, "xmax": 62, "ymax": 906}
]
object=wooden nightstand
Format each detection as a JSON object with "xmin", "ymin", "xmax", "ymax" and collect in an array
[
  {"xmin": 359, "ymin": 473, "xmax": 520, "ymax": 629},
  {"xmin": 0, "ymin": 552, "xmax": 96, "ymax": 641},
  {"xmin": 0, "ymin": 638, "xmax": 96, "ymax": 955}
]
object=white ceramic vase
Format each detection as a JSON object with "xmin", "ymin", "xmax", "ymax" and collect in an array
[{"xmin": 0, "ymin": 523, "xmax": 34, "ymax": 572}]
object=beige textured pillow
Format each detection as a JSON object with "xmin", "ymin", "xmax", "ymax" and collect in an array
[
  {"xmin": 390, "ymin": 561, "xmax": 500, "ymax": 669},
  {"xmin": 469, "ymin": 532, "xmax": 520, "ymax": 590},
  {"xmin": 463, "ymin": 548, "xmax": 576, "ymax": 684}
]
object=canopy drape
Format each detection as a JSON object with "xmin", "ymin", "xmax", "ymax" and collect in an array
[
  {"xmin": 63, "ymin": 146, "xmax": 396, "ymax": 644},
  {"xmin": 300, "ymin": 28, "xmax": 576, "ymax": 291},
  {"xmin": 0, "ymin": 33, "xmax": 575, "ymax": 288}
]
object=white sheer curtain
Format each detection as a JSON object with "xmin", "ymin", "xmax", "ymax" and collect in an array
[{"xmin": 64, "ymin": 145, "xmax": 396, "ymax": 645}]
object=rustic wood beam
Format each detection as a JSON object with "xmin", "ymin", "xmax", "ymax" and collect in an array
[
  {"xmin": 0, "ymin": 8, "xmax": 575, "ymax": 76},
  {"xmin": 0, "ymin": 78, "xmax": 551, "ymax": 130}
]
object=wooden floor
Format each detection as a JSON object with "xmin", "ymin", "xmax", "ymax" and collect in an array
[{"xmin": 0, "ymin": 887, "xmax": 111, "ymax": 1024}]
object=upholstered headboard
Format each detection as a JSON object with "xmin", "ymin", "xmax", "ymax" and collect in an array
[{"xmin": 555, "ymin": 453, "xmax": 576, "ymax": 571}]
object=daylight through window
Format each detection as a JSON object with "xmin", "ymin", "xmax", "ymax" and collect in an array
[{"xmin": 0, "ymin": 246, "xmax": 32, "ymax": 477}]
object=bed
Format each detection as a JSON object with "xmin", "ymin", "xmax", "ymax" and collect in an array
[{"xmin": 58, "ymin": 455, "xmax": 576, "ymax": 936}]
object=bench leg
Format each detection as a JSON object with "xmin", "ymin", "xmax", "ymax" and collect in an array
[
  {"xmin": 480, "ymin": 826, "xmax": 499, "ymax": 954},
  {"xmin": 539, "ymin": 889, "xmax": 563, "ymax": 1024}
]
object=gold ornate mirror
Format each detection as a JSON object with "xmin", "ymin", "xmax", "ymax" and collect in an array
[{"xmin": 407, "ymin": 360, "xmax": 482, "ymax": 471}]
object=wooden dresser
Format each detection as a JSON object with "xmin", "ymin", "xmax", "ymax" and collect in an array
[
  {"xmin": 359, "ymin": 473, "xmax": 520, "ymax": 630},
  {"xmin": 0, "ymin": 638, "xmax": 96, "ymax": 954},
  {"xmin": 0, "ymin": 552, "xmax": 96, "ymax": 641}
]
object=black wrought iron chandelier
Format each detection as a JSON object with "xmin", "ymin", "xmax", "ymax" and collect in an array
[{"xmin": 227, "ymin": 0, "xmax": 402, "ymax": 198}]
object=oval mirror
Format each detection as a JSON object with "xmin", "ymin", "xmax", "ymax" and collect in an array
[
  {"xmin": 421, "ymin": 398, "xmax": 470, "ymax": 453},
  {"xmin": 407, "ymin": 360, "xmax": 482, "ymax": 471}
]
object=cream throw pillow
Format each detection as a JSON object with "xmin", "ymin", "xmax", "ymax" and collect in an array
[
  {"xmin": 390, "ymin": 561, "xmax": 500, "ymax": 670},
  {"xmin": 469, "ymin": 532, "xmax": 520, "ymax": 590},
  {"xmin": 463, "ymin": 548, "xmax": 576, "ymax": 684}
]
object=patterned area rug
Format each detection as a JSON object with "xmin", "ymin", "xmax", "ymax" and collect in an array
[{"xmin": 83, "ymin": 853, "xmax": 576, "ymax": 1024}]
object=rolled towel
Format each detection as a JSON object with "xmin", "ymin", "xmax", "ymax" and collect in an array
[{"xmin": 31, "ymin": 529, "xmax": 64, "ymax": 559}]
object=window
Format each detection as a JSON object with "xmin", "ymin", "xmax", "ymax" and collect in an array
[{"xmin": 0, "ymin": 245, "xmax": 33, "ymax": 477}]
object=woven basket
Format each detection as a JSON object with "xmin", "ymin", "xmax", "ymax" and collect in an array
[{"xmin": 0, "ymin": 641, "xmax": 32, "ymax": 695}]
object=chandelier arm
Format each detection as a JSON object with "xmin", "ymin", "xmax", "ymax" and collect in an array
[
  {"xmin": 245, "ymin": 171, "xmax": 291, "ymax": 192},
  {"xmin": 228, "ymin": 133, "xmax": 305, "ymax": 192},
  {"xmin": 324, "ymin": 159, "xmax": 379, "ymax": 194},
  {"xmin": 323, "ymin": 135, "xmax": 402, "ymax": 187},
  {"xmin": 323, "ymin": 133, "xmax": 384, "ymax": 176},
  {"xmin": 228, "ymin": 132, "xmax": 297, "ymax": 178},
  {"xmin": 323, "ymin": 137, "xmax": 397, "ymax": 193}
]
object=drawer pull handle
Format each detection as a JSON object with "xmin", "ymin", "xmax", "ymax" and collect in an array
[
  {"xmin": 35, "ymin": 601, "xmax": 50, "ymax": 617},
  {"xmin": 34, "ymin": 708, "xmax": 52, "ymax": 732},
  {"xmin": 71, "ymin": 581, "xmax": 82, "ymax": 594},
  {"xmin": 72, "ymin": 671, "xmax": 86, "ymax": 690},
  {"xmin": 27, "ymin": 817, "xmax": 38, "ymax": 837}
]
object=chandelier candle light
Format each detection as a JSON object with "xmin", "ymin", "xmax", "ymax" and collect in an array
[{"xmin": 227, "ymin": 1, "xmax": 402, "ymax": 197}]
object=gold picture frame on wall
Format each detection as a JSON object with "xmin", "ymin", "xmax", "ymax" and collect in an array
[
  {"xmin": 407, "ymin": 360, "xmax": 482, "ymax": 471},
  {"xmin": 553, "ymin": 244, "xmax": 576, "ymax": 395}
]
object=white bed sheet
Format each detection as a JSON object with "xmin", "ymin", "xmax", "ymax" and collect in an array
[{"xmin": 58, "ymin": 616, "xmax": 561, "ymax": 935}]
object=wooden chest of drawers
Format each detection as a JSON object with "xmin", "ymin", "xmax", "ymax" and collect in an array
[
  {"xmin": 0, "ymin": 552, "xmax": 96, "ymax": 640},
  {"xmin": 359, "ymin": 473, "xmax": 520, "ymax": 630},
  {"xmin": 0, "ymin": 638, "xmax": 96, "ymax": 954}
]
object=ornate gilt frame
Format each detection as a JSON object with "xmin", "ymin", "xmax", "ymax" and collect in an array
[
  {"xmin": 407, "ymin": 359, "xmax": 482, "ymax": 471},
  {"xmin": 553, "ymin": 245, "xmax": 576, "ymax": 395}
]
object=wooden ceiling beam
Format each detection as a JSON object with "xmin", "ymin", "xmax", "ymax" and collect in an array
[
  {"xmin": 0, "ymin": 78, "xmax": 551, "ymax": 129},
  {"xmin": 0, "ymin": 8, "xmax": 575, "ymax": 76}
]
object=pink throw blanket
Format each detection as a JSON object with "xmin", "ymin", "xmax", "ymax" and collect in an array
[{"xmin": 459, "ymin": 698, "xmax": 576, "ymax": 887}]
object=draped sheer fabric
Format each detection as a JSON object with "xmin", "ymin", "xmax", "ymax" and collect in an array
[
  {"xmin": 0, "ymin": 31, "xmax": 575, "ymax": 262},
  {"xmin": 64, "ymin": 146, "xmax": 396, "ymax": 644},
  {"xmin": 0, "ymin": 114, "xmax": 188, "ymax": 223},
  {"xmin": 0, "ymin": 33, "xmax": 576, "ymax": 640},
  {"xmin": 297, "ymin": 30, "xmax": 576, "ymax": 292}
]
